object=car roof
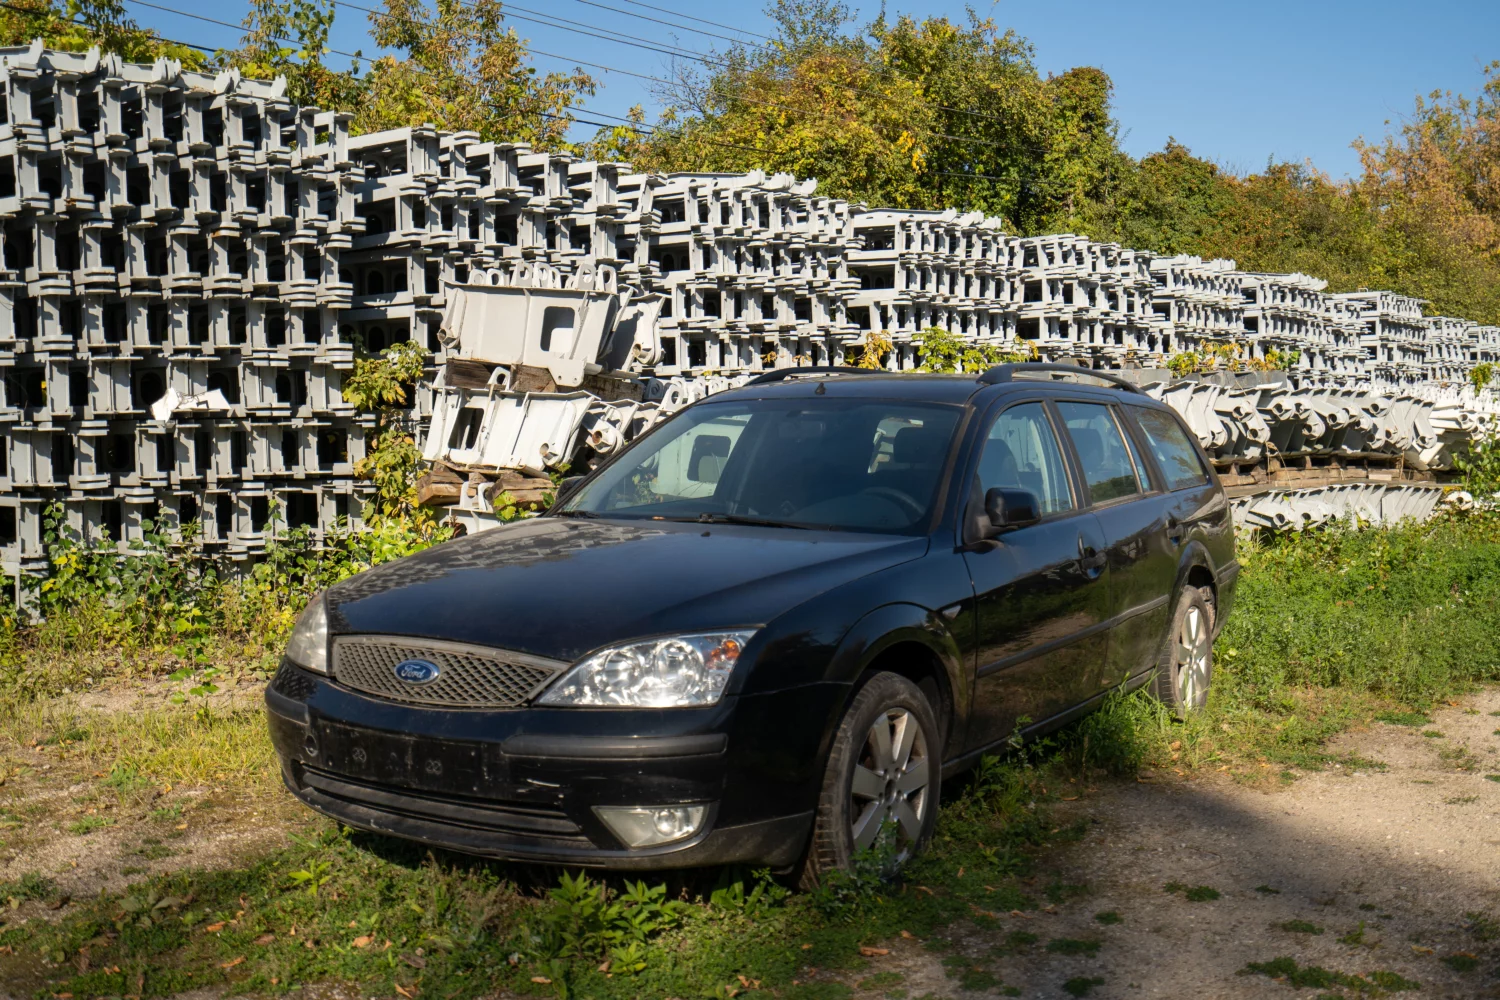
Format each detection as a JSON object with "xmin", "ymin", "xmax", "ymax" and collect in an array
[{"xmin": 710, "ymin": 371, "xmax": 1177, "ymax": 410}]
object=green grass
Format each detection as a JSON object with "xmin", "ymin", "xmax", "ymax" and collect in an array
[
  {"xmin": 1164, "ymin": 882, "xmax": 1220, "ymax": 902},
  {"xmin": 0, "ymin": 696, "xmax": 277, "ymax": 790},
  {"xmin": 1375, "ymin": 711, "xmax": 1431, "ymax": 726},
  {"xmin": 0, "ymin": 872, "xmax": 58, "ymax": 903},
  {"xmin": 1241, "ymin": 957, "xmax": 1420, "ymax": 993},
  {"xmin": 0, "ymin": 744, "xmax": 1069, "ymax": 1000},
  {"xmin": 1094, "ymin": 910, "xmax": 1122, "ymax": 925},
  {"xmin": 856, "ymin": 971, "xmax": 903, "ymax": 989},
  {"xmin": 1062, "ymin": 976, "xmax": 1105, "ymax": 997},
  {"xmin": 64, "ymin": 815, "xmax": 114, "ymax": 835},
  {"xmin": 1277, "ymin": 919, "xmax": 1323, "ymax": 934},
  {"xmin": 1113, "ymin": 515, "xmax": 1500, "ymax": 778}
]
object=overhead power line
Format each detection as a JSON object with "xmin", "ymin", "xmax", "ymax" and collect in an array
[
  {"xmin": 108, "ymin": 0, "xmax": 1071, "ymax": 197},
  {"xmin": 607, "ymin": 0, "xmax": 775, "ymax": 43},
  {"xmin": 0, "ymin": 0, "xmax": 217, "ymax": 52}
]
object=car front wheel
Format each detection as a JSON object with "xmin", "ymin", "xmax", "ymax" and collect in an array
[
  {"xmin": 1154, "ymin": 585, "xmax": 1215, "ymax": 714},
  {"xmin": 800, "ymin": 671, "xmax": 939, "ymax": 887}
]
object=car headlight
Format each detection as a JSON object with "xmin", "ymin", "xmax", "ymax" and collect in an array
[
  {"xmin": 537, "ymin": 631, "xmax": 755, "ymax": 708},
  {"xmin": 285, "ymin": 591, "xmax": 329, "ymax": 674}
]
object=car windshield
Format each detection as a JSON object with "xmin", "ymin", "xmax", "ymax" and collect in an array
[{"xmin": 560, "ymin": 397, "xmax": 963, "ymax": 533}]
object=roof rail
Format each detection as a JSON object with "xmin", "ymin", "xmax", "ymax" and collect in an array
[
  {"xmin": 976, "ymin": 362, "xmax": 1143, "ymax": 394},
  {"xmin": 743, "ymin": 366, "xmax": 899, "ymax": 386}
]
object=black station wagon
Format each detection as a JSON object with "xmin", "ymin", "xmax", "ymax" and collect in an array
[{"xmin": 266, "ymin": 364, "xmax": 1238, "ymax": 882}]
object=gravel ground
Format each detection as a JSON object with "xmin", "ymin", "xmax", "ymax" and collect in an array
[{"xmin": 849, "ymin": 689, "xmax": 1500, "ymax": 999}]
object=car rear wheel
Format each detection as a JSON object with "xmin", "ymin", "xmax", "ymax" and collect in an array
[
  {"xmin": 1154, "ymin": 586, "xmax": 1215, "ymax": 715},
  {"xmin": 800, "ymin": 671, "xmax": 939, "ymax": 888}
]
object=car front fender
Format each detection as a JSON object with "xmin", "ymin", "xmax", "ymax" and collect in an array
[{"xmin": 823, "ymin": 601, "xmax": 971, "ymax": 755}]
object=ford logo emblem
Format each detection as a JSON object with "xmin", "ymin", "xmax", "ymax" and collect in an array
[{"xmin": 394, "ymin": 658, "xmax": 441, "ymax": 684}]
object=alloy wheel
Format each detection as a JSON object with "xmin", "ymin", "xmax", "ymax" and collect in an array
[
  {"xmin": 1175, "ymin": 604, "xmax": 1211, "ymax": 708},
  {"xmin": 849, "ymin": 707, "xmax": 931, "ymax": 859}
]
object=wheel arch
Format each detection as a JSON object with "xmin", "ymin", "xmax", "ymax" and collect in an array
[
  {"xmin": 824, "ymin": 602, "xmax": 969, "ymax": 759},
  {"xmin": 1175, "ymin": 542, "xmax": 1218, "ymax": 617}
]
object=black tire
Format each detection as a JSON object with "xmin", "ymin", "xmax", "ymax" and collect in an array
[
  {"xmin": 1152, "ymin": 585, "xmax": 1215, "ymax": 715},
  {"xmin": 799, "ymin": 671, "xmax": 940, "ymax": 889}
]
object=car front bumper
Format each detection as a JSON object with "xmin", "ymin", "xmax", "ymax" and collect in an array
[{"xmin": 265, "ymin": 660, "xmax": 830, "ymax": 869}]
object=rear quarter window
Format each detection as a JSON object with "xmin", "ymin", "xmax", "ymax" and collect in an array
[{"xmin": 1132, "ymin": 407, "xmax": 1210, "ymax": 491}]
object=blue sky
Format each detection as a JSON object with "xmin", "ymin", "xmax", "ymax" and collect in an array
[{"xmin": 133, "ymin": 0, "xmax": 1499, "ymax": 179}]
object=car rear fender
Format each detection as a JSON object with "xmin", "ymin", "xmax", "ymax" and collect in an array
[{"xmin": 1173, "ymin": 540, "xmax": 1219, "ymax": 614}]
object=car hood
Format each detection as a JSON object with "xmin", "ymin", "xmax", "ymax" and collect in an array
[{"xmin": 326, "ymin": 517, "xmax": 928, "ymax": 662}]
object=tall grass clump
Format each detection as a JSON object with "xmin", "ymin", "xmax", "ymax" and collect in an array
[{"xmin": 1220, "ymin": 510, "xmax": 1500, "ymax": 704}]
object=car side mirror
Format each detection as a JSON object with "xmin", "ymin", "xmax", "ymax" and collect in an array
[{"xmin": 984, "ymin": 487, "xmax": 1041, "ymax": 532}]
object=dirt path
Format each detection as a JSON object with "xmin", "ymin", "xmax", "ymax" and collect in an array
[{"xmin": 852, "ymin": 690, "xmax": 1500, "ymax": 999}]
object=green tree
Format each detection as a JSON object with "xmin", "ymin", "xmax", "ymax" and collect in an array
[
  {"xmin": 624, "ymin": 2, "xmax": 1119, "ymax": 232},
  {"xmin": 356, "ymin": 0, "xmax": 594, "ymax": 148},
  {"xmin": 0, "ymin": 0, "xmax": 206, "ymax": 66},
  {"xmin": 915, "ymin": 327, "xmax": 1032, "ymax": 373},
  {"xmin": 220, "ymin": 0, "xmax": 364, "ymax": 110}
]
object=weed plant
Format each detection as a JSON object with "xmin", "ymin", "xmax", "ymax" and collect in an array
[{"xmin": 0, "ymin": 503, "xmax": 449, "ymax": 703}]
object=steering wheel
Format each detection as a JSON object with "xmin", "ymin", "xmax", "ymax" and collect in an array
[{"xmin": 860, "ymin": 486, "xmax": 924, "ymax": 520}]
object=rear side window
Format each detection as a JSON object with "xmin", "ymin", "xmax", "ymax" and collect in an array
[
  {"xmin": 1056, "ymin": 401, "xmax": 1142, "ymax": 504},
  {"xmin": 1133, "ymin": 408, "xmax": 1209, "ymax": 490},
  {"xmin": 977, "ymin": 402, "xmax": 1073, "ymax": 515}
]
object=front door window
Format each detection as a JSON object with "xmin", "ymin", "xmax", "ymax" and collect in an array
[{"xmin": 976, "ymin": 402, "xmax": 1073, "ymax": 515}]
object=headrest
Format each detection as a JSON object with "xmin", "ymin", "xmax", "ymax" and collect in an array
[
  {"xmin": 890, "ymin": 424, "xmax": 949, "ymax": 466},
  {"xmin": 1069, "ymin": 427, "xmax": 1103, "ymax": 468}
]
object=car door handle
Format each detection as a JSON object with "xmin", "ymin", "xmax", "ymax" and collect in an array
[
  {"xmin": 1076, "ymin": 535, "xmax": 1106, "ymax": 576},
  {"xmin": 1165, "ymin": 514, "xmax": 1184, "ymax": 547}
]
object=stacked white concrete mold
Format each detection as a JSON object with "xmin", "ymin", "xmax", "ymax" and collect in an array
[
  {"xmin": 1010, "ymin": 235, "xmax": 1159, "ymax": 365},
  {"xmin": 1334, "ymin": 290, "xmax": 1432, "ymax": 389},
  {"xmin": 616, "ymin": 170, "xmax": 860, "ymax": 374},
  {"xmin": 1236, "ymin": 272, "xmax": 1367, "ymax": 378},
  {"xmin": 843, "ymin": 209, "xmax": 1017, "ymax": 368},
  {"xmin": 0, "ymin": 43, "xmax": 382, "ymax": 575},
  {"xmin": 423, "ymin": 262, "xmax": 663, "ymax": 477},
  {"xmin": 1467, "ymin": 324, "xmax": 1500, "ymax": 367},
  {"xmin": 9, "ymin": 44, "xmax": 1500, "ymax": 570},
  {"xmin": 1424, "ymin": 315, "xmax": 1473, "ymax": 385},
  {"xmin": 1147, "ymin": 255, "xmax": 1245, "ymax": 354},
  {"xmin": 1133, "ymin": 371, "xmax": 1490, "ymax": 471},
  {"xmin": 1231, "ymin": 483, "xmax": 1449, "ymax": 532}
]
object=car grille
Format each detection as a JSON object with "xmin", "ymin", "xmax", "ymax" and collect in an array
[{"xmin": 331, "ymin": 635, "xmax": 565, "ymax": 708}]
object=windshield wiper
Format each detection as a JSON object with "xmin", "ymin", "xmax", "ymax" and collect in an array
[
  {"xmin": 551, "ymin": 508, "xmax": 600, "ymax": 518},
  {"xmin": 692, "ymin": 512, "xmax": 813, "ymax": 529}
]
